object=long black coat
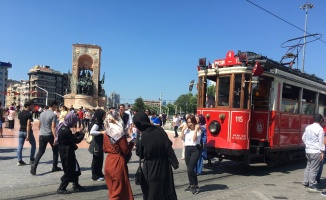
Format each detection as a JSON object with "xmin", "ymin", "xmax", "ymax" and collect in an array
[
  {"xmin": 136, "ymin": 125, "xmax": 179, "ymax": 200},
  {"xmin": 58, "ymin": 126, "xmax": 84, "ymax": 182}
]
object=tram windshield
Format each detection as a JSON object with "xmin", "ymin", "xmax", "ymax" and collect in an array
[{"xmin": 197, "ymin": 73, "xmax": 250, "ymax": 109}]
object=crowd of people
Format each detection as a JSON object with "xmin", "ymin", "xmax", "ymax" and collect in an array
[{"xmin": 1, "ymin": 100, "xmax": 212, "ymax": 200}]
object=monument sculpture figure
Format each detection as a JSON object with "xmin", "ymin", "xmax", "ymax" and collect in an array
[{"xmin": 64, "ymin": 44, "xmax": 107, "ymax": 108}]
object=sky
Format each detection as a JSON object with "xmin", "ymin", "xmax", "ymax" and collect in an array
[{"xmin": 1, "ymin": 0, "xmax": 326, "ymax": 104}]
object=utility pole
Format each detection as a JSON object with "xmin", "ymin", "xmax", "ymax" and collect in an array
[
  {"xmin": 300, "ymin": 2, "xmax": 314, "ymax": 73},
  {"xmin": 159, "ymin": 93, "xmax": 162, "ymax": 114}
]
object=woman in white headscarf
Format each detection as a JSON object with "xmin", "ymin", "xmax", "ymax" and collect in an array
[{"xmin": 103, "ymin": 110, "xmax": 134, "ymax": 200}]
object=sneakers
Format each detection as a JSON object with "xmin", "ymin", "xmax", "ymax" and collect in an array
[
  {"xmin": 191, "ymin": 185, "xmax": 200, "ymax": 194},
  {"xmin": 57, "ymin": 189, "xmax": 71, "ymax": 194},
  {"xmin": 184, "ymin": 185, "xmax": 192, "ymax": 192},
  {"xmin": 308, "ymin": 185, "xmax": 321, "ymax": 192},
  {"xmin": 52, "ymin": 167, "xmax": 62, "ymax": 172},
  {"xmin": 92, "ymin": 177, "xmax": 104, "ymax": 181},
  {"xmin": 302, "ymin": 183, "xmax": 309, "ymax": 188},
  {"xmin": 17, "ymin": 160, "xmax": 26, "ymax": 166},
  {"xmin": 174, "ymin": 135, "xmax": 179, "ymax": 138},
  {"xmin": 30, "ymin": 164, "xmax": 37, "ymax": 175},
  {"xmin": 321, "ymin": 191, "xmax": 326, "ymax": 196}
]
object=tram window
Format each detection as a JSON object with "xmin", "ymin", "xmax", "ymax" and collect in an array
[
  {"xmin": 318, "ymin": 93, "xmax": 326, "ymax": 116},
  {"xmin": 218, "ymin": 76, "xmax": 230, "ymax": 106},
  {"xmin": 243, "ymin": 74, "xmax": 250, "ymax": 109},
  {"xmin": 233, "ymin": 74, "xmax": 242, "ymax": 108},
  {"xmin": 206, "ymin": 79, "xmax": 216, "ymax": 108},
  {"xmin": 302, "ymin": 89, "xmax": 316, "ymax": 115},
  {"xmin": 281, "ymin": 83, "xmax": 300, "ymax": 113}
]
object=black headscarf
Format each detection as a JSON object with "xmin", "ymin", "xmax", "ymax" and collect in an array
[
  {"xmin": 198, "ymin": 114, "xmax": 206, "ymax": 125},
  {"xmin": 89, "ymin": 109, "xmax": 106, "ymax": 131},
  {"xmin": 133, "ymin": 112, "xmax": 153, "ymax": 132}
]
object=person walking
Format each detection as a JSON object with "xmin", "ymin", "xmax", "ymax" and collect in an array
[
  {"xmin": 77, "ymin": 107, "xmax": 84, "ymax": 129},
  {"xmin": 103, "ymin": 110, "xmax": 134, "ymax": 200},
  {"xmin": 17, "ymin": 101, "xmax": 36, "ymax": 166},
  {"xmin": 179, "ymin": 114, "xmax": 189, "ymax": 160},
  {"xmin": 84, "ymin": 108, "xmax": 91, "ymax": 129},
  {"xmin": 0, "ymin": 102, "xmax": 4, "ymax": 138},
  {"xmin": 30, "ymin": 100, "xmax": 61, "ymax": 175},
  {"xmin": 195, "ymin": 114, "xmax": 207, "ymax": 175},
  {"xmin": 302, "ymin": 114, "xmax": 325, "ymax": 191},
  {"xmin": 119, "ymin": 104, "xmax": 131, "ymax": 138},
  {"xmin": 8, "ymin": 106, "xmax": 16, "ymax": 130},
  {"xmin": 172, "ymin": 114, "xmax": 180, "ymax": 138},
  {"xmin": 89, "ymin": 109, "xmax": 106, "ymax": 181},
  {"xmin": 56, "ymin": 112, "xmax": 85, "ymax": 194},
  {"xmin": 58, "ymin": 105, "xmax": 68, "ymax": 123},
  {"xmin": 134, "ymin": 112, "xmax": 179, "ymax": 200},
  {"xmin": 180, "ymin": 114, "xmax": 202, "ymax": 194}
]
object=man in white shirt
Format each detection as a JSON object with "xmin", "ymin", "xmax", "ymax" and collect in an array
[
  {"xmin": 302, "ymin": 114, "xmax": 325, "ymax": 191},
  {"xmin": 173, "ymin": 114, "xmax": 180, "ymax": 138}
]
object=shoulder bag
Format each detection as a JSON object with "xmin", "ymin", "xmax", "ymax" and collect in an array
[
  {"xmin": 134, "ymin": 134, "xmax": 143, "ymax": 185},
  {"xmin": 83, "ymin": 128, "xmax": 93, "ymax": 144}
]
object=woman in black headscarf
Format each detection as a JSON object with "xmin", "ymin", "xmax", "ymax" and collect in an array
[
  {"xmin": 56, "ymin": 112, "xmax": 85, "ymax": 194},
  {"xmin": 133, "ymin": 112, "xmax": 179, "ymax": 200},
  {"xmin": 88, "ymin": 109, "xmax": 107, "ymax": 181}
]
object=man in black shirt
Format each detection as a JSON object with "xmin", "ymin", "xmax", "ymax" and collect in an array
[{"xmin": 17, "ymin": 101, "xmax": 36, "ymax": 166}]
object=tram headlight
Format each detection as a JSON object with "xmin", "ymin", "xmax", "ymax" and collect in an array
[{"xmin": 209, "ymin": 120, "xmax": 221, "ymax": 136}]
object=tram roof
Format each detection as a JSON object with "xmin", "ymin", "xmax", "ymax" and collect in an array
[{"xmin": 198, "ymin": 51, "xmax": 326, "ymax": 86}]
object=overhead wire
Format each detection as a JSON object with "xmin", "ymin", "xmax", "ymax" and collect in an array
[{"xmin": 246, "ymin": 0, "xmax": 326, "ymax": 44}]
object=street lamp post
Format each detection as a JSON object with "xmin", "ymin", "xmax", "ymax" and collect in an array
[
  {"xmin": 300, "ymin": 2, "xmax": 314, "ymax": 73},
  {"xmin": 34, "ymin": 85, "xmax": 48, "ymax": 106},
  {"xmin": 159, "ymin": 93, "xmax": 162, "ymax": 114}
]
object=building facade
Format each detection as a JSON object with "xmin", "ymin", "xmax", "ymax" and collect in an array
[
  {"xmin": 5, "ymin": 79, "xmax": 22, "ymax": 108},
  {"xmin": 0, "ymin": 62, "xmax": 12, "ymax": 106},
  {"xmin": 107, "ymin": 92, "xmax": 120, "ymax": 109},
  {"xmin": 28, "ymin": 65, "xmax": 69, "ymax": 107}
]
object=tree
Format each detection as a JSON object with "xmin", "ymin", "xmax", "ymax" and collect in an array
[
  {"xmin": 207, "ymin": 84, "xmax": 216, "ymax": 97},
  {"xmin": 174, "ymin": 93, "xmax": 197, "ymax": 114},
  {"xmin": 166, "ymin": 103, "xmax": 175, "ymax": 115},
  {"xmin": 133, "ymin": 97, "xmax": 146, "ymax": 112}
]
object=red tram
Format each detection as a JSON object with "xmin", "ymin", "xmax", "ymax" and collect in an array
[{"xmin": 196, "ymin": 50, "xmax": 326, "ymax": 165}]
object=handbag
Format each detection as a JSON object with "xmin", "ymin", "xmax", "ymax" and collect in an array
[
  {"xmin": 83, "ymin": 128, "xmax": 93, "ymax": 144},
  {"xmin": 134, "ymin": 134, "xmax": 143, "ymax": 185}
]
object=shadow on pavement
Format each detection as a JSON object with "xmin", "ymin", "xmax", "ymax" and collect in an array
[
  {"xmin": 0, "ymin": 156, "xmax": 17, "ymax": 160},
  {"xmin": 77, "ymin": 184, "xmax": 107, "ymax": 193},
  {"xmin": 80, "ymin": 167, "xmax": 91, "ymax": 171},
  {"xmin": 0, "ymin": 148, "xmax": 17, "ymax": 153},
  {"xmin": 200, "ymin": 183, "xmax": 228, "ymax": 192},
  {"xmin": 37, "ymin": 171, "xmax": 55, "ymax": 176}
]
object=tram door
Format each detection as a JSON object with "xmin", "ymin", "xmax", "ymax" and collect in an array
[{"xmin": 250, "ymin": 77, "xmax": 273, "ymax": 141}]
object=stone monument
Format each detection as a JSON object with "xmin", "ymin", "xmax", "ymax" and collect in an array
[{"xmin": 64, "ymin": 44, "xmax": 107, "ymax": 109}]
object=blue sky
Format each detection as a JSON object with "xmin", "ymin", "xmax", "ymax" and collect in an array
[{"xmin": 1, "ymin": 0, "xmax": 326, "ymax": 104}]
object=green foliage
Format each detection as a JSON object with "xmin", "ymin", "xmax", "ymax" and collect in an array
[
  {"xmin": 174, "ymin": 93, "xmax": 197, "ymax": 114},
  {"xmin": 132, "ymin": 97, "xmax": 146, "ymax": 112},
  {"xmin": 166, "ymin": 103, "xmax": 175, "ymax": 115},
  {"xmin": 207, "ymin": 84, "xmax": 216, "ymax": 96}
]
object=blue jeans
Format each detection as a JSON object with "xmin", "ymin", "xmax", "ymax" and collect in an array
[{"xmin": 17, "ymin": 131, "xmax": 36, "ymax": 161}]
